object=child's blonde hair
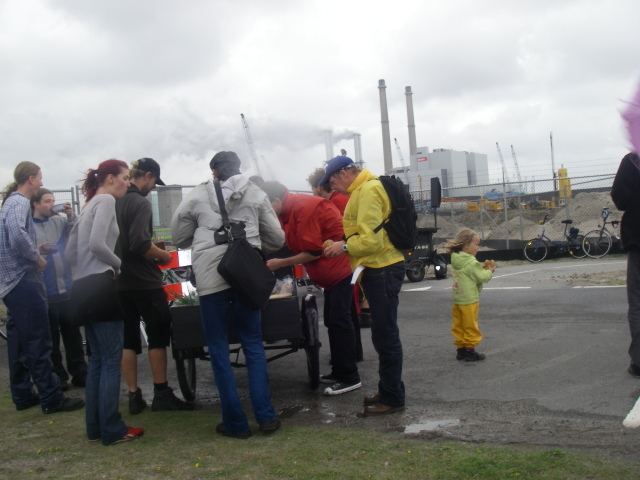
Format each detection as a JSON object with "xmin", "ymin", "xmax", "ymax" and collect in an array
[{"xmin": 445, "ymin": 228, "xmax": 479, "ymax": 253}]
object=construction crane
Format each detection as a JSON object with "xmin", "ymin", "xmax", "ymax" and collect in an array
[
  {"xmin": 510, "ymin": 145, "xmax": 523, "ymax": 191},
  {"xmin": 495, "ymin": 142, "xmax": 508, "ymax": 181},
  {"xmin": 393, "ymin": 138, "xmax": 410, "ymax": 185},
  {"xmin": 240, "ymin": 113, "xmax": 262, "ymax": 177}
]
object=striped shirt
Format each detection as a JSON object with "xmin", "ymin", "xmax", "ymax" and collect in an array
[{"xmin": 0, "ymin": 192, "xmax": 41, "ymax": 298}]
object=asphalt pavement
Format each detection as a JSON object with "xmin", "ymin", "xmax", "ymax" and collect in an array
[{"xmin": 2, "ymin": 255, "xmax": 640, "ymax": 460}]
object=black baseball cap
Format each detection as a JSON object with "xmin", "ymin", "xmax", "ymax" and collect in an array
[{"xmin": 132, "ymin": 157, "xmax": 165, "ymax": 186}]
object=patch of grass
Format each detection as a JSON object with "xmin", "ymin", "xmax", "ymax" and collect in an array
[{"xmin": 1, "ymin": 391, "xmax": 638, "ymax": 479}]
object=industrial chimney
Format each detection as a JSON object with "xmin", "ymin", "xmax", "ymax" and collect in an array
[
  {"xmin": 353, "ymin": 133, "xmax": 364, "ymax": 168},
  {"xmin": 405, "ymin": 86, "xmax": 417, "ymax": 157},
  {"xmin": 324, "ymin": 130, "xmax": 334, "ymax": 162},
  {"xmin": 378, "ymin": 79, "xmax": 393, "ymax": 174}
]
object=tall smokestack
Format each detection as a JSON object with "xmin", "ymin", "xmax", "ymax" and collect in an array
[
  {"xmin": 378, "ymin": 79, "xmax": 393, "ymax": 174},
  {"xmin": 324, "ymin": 130, "xmax": 334, "ymax": 161},
  {"xmin": 353, "ymin": 133, "xmax": 364, "ymax": 168},
  {"xmin": 405, "ymin": 86, "xmax": 417, "ymax": 157}
]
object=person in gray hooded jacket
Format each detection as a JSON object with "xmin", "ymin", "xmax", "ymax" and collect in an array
[{"xmin": 171, "ymin": 151, "xmax": 284, "ymax": 439}]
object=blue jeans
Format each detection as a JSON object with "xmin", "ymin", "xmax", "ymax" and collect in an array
[
  {"xmin": 360, "ymin": 262, "xmax": 405, "ymax": 408},
  {"xmin": 84, "ymin": 321, "xmax": 128, "ymax": 445},
  {"xmin": 4, "ymin": 271, "xmax": 64, "ymax": 410},
  {"xmin": 199, "ymin": 289, "xmax": 276, "ymax": 434}
]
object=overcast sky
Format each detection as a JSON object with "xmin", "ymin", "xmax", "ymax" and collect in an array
[{"xmin": 1, "ymin": 0, "xmax": 639, "ymax": 192}]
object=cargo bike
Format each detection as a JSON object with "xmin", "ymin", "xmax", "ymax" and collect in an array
[{"xmin": 166, "ymin": 247, "xmax": 321, "ymax": 402}]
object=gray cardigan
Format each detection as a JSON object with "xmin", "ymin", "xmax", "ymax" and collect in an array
[
  {"xmin": 171, "ymin": 174, "xmax": 284, "ymax": 297},
  {"xmin": 66, "ymin": 194, "xmax": 121, "ymax": 280}
]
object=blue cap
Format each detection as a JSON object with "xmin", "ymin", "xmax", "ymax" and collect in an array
[{"xmin": 319, "ymin": 156, "xmax": 355, "ymax": 185}]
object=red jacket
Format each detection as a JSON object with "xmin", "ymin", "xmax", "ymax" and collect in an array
[
  {"xmin": 279, "ymin": 192, "xmax": 352, "ymax": 289},
  {"xmin": 329, "ymin": 191, "xmax": 349, "ymax": 215}
]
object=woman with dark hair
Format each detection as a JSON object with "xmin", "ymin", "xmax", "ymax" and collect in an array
[
  {"xmin": 1, "ymin": 162, "xmax": 84, "ymax": 414},
  {"xmin": 66, "ymin": 159, "xmax": 143, "ymax": 445}
]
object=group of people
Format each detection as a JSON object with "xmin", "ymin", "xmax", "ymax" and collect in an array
[
  {"xmin": 7, "ymin": 149, "xmax": 636, "ymax": 446},
  {"xmin": 1, "ymin": 158, "xmax": 192, "ymax": 447}
]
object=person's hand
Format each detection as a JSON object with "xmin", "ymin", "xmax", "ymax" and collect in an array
[
  {"xmin": 63, "ymin": 202, "xmax": 74, "ymax": 219},
  {"xmin": 154, "ymin": 250, "xmax": 173, "ymax": 266},
  {"xmin": 266, "ymin": 258, "xmax": 285, "ymax": 271},
  {"xmin": 324, "ymin": 240, "xmax": 345, "ymax": 258},
  {"xmin": 37, "ymin": 243, "xmax": 50, "ymax": 255},
  {"xmin": 489, "ymin": 266, "xmax": 496, "ymax": 273},
  {"xmin": 36, "ymin": 256, "xmax": 47, "ymax": 273}
]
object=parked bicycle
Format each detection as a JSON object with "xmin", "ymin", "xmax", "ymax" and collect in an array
[
  {"xmin": 523, "ymin": 214, "xmax": 587, "ymax": 262},
  {"xmin": 581, "ymin": 207, "xmax": 620, "ymax": 259}
]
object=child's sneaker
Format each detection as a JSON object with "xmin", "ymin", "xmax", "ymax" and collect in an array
[{"xmin": 464, "ymin": 348, "xmax": 486, "ymax": 362}]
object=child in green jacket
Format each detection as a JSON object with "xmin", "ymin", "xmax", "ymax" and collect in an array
[{"xmin": 445, "ymin": 228, "xmax": 495, "ymax": 361}]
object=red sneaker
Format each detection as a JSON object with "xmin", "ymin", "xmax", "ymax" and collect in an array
[{"xmin": 111, "ymin": 426, "xmax": 144, "ymax": 445}]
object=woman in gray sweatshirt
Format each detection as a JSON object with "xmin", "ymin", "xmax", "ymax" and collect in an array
[{"xmin": 66, "ymin": 159, "xmax": 143, "ymax": 446}]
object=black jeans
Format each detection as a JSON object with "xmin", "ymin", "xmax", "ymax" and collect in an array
[
  {"xmin": 324, "ymin": 276, "xmax": 360, "ymax": 384},
  {"xmin": 628, "ymin": 248, "xmax": 640, "ymax": 367},
  {"xmin": 360, "ymin": 261, "xmax": 405, "ymax": 407},
  {"xmin": 48, "ymin": 299, "xmax": 87, "ymax": 383}
]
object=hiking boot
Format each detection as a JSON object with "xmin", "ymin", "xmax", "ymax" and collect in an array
[
  {"xmin": 319, "ymin": 373, "xmax": 337, "ymax": 384},
  {"xmin": 463, "ymin": 348, "xmax": 486, "ymax": 362},
  {"xmin": 151, "ymin": 388, "xmax": 194, "ymax": 411},
  {"xmin": 216, "ymin": 423, "xmax": 251, "ymax": 439},
  {"xmin": 456, "ymin": 348, "xmax": 466, "ymax": 360},
  {"xmin": 110, "ymin": 426, "xmax": 144, "ymax": 445},
  {"xmin": 44, "ymin": 397, "xmax": 85, "ymax": 414},
  {"xmin": 128, "ymin": 388, "xmax": 147, "ymax": 415},
  {"xmin": 16, "ymin": 396, "xmax": 40, "ymax": 411},
  {"xmin": 324, "ymin": 381, "xmax": 362, "ymax": 396},
  {"xmin": 259, "ymin": 419, "xmax": 281, "ymax": 433}
]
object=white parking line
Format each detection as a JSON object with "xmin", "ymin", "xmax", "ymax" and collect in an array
[
  {"xmin": 403, "ymin": 286, "xmax": 432, "ymax": 292},
  {"xmin": 484, "ymin": 287, "xmax": 531, "ymax": 290},
  {"xmin": 572, "ymin": 285, "xmax": 625, "ymax": 289},
  {"xmin": 623, "ymin": 396, "xmax": 640, "ymax": 428}
]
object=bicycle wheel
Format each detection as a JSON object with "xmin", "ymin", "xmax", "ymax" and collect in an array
[
  {"xmin": 524, "ymin": 238, "xmax": 548, "ymax": 262},
  {"xmin": 568, "ymin": 235, "xmax": 587, "ymax": 259},
  {"xmin": 173, "ymin": 348, "xmax": 197, "ymax": 402},
  {"xmin": 582, "ymin": 230, "xmax": 612, "ymax": 259}
]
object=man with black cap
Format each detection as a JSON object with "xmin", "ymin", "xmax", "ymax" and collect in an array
[
  {"xmin": 323, "ymin": 156, "xmax": 406, "ymax": 416},
  {"xmin": 115, "ymin": 158, "xmax": 193, "ymax": 414}
]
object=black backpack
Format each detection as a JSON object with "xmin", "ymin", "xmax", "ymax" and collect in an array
[{"xmin": 372, "ymin": 175, "xmax": 418, "ymax": 251}]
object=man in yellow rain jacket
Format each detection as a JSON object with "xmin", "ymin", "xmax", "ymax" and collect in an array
[{"xmin": 323, "ymin": 156, "xmax": 406, "ymax": 415}]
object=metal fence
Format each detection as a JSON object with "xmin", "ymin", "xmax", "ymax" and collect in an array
[
  {"xmin": 412, "ymin": 173, "xmax": 618, "ymax": 249},
  {"xmin": 52, "ymin": 173, "xmax": 618, "ymax": 251}
]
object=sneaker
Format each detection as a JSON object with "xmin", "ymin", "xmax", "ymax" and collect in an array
[
  {"xmin": 151, "ymin": 388, "xmax": 194, "ymax": 411},
  {"xmin": 324, "ymin": 381, "xmax": 362, "ymax": 396},
  {"xmin": 16, "ymin": 396, "xmax": 40, "ymax": 411},
  {"xmin": 319, "ymin": 373, "xmax": 337, "ymax": 384},
  {"xmin": 456, "ymin": 348, "xmax": 466, "ymax": 360},
  {"xmin": 110, "ymin": 426, "xmax": 144, "ymax": 445},
  {"xmin": 128, "ymin": 388, "xmax": 147, "ymax": 415},
  {"xmin": 216, "ymin": 423, "xmax": 251, "ymax": 439},
  {"xmin": 259, "ymin": 419, "xmax": 281, "ymax": 433},
  {"xmin": 464, "ymin": 349, "xmax": 486, "ymax": 362},
  {"xmin": 44, "ymin": 397, "xmax": 85, "ymax": 414},
  {"xmin": 628, "ymin": 364, "xmax": 640, "ymax": 378}
]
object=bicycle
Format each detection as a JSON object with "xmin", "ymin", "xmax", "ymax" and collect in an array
[
  {"xmin": 523, "ymin": 214, "xmax": 587, "ymax": 262},
  {"xmin": 582, "ymin": 207, "xmax": 620, "ymax": 259}
]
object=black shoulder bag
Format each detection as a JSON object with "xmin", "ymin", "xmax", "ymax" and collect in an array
[{"xmin": 213, "ymin": 179, "xmax": 276, "ymax": 310}]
